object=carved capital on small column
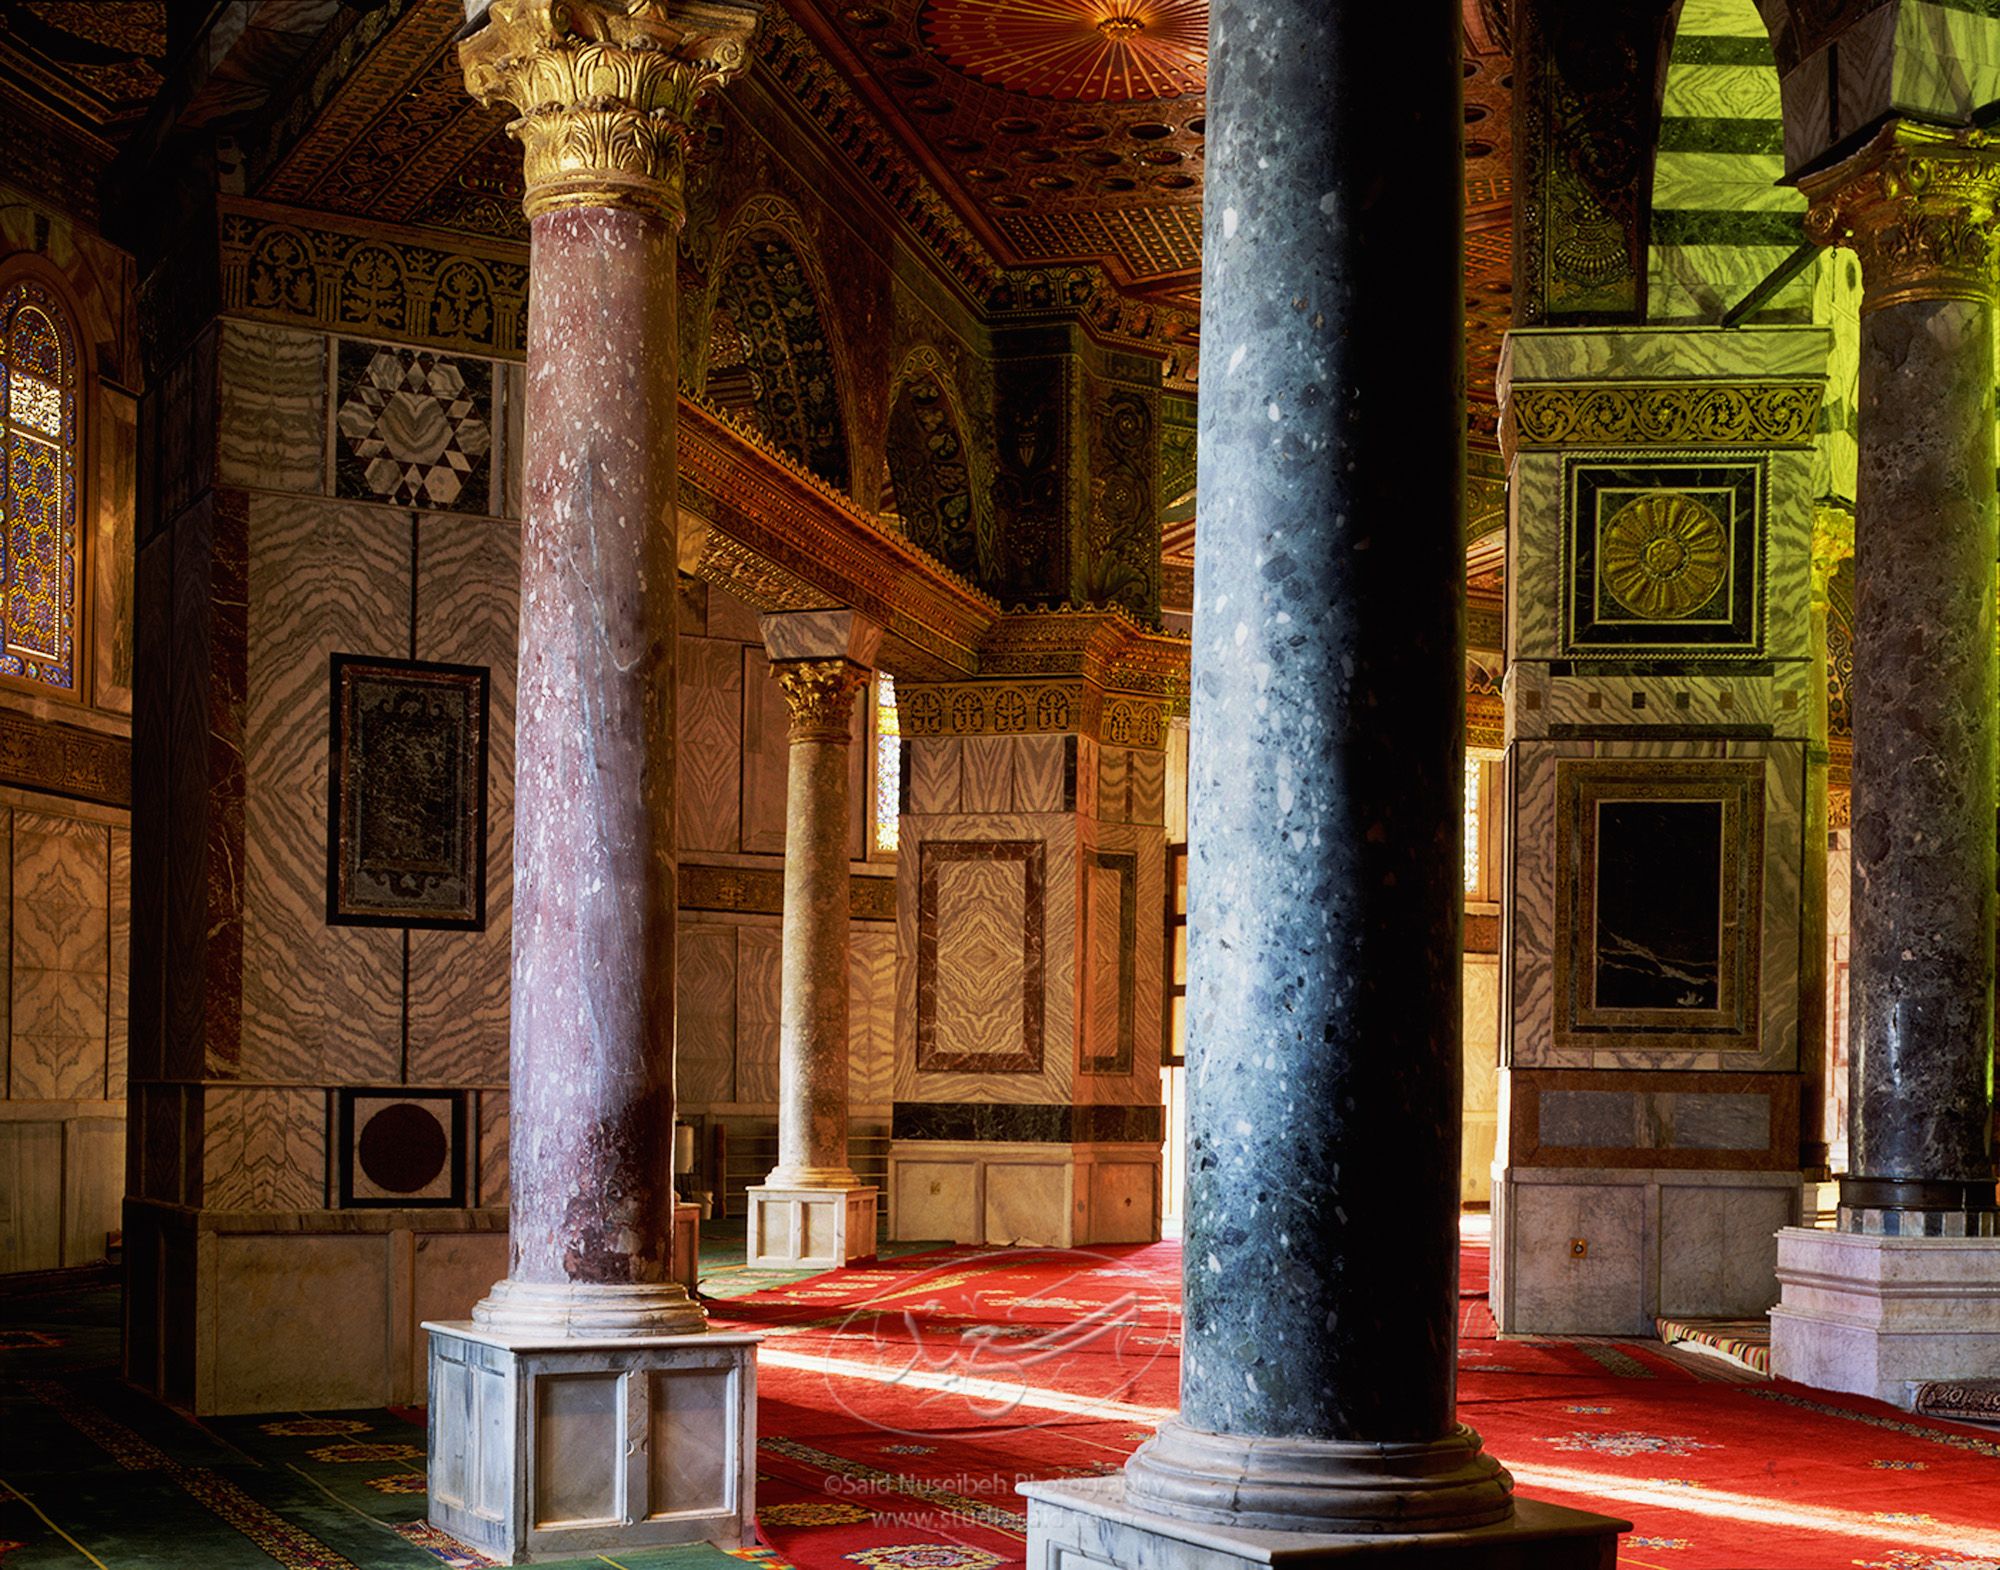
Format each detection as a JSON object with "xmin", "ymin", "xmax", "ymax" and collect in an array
[
  {"xmin": 772, "ymin": 659, "xmax": 870, "ymax": 742},
  {"xmin": 459, "ymin": 0, "xmax": 761, "ymax": 223},
  {"xmin": 1802, "ymin": 122, "xmax": 2000, "ymax": 312}
]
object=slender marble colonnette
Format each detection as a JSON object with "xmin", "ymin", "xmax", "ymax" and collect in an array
[
  {"xmin": 1123, "ymin": 0, "xmax": 1512, "ymax": 1533},
  {"xmin": 458, "ymin": 0, "xmax": 760, "ymax": 1332},
  {"xmin": 1803, "ymin": 124, "xmax": 2000, "ymax": 1236},
  {"xmin": 769, "ymin": 657, "xmax": 871, "ymax": 1187}
]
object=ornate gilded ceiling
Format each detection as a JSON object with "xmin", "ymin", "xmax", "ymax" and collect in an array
[{"xmin": 0, "ymin": 0, "xmax": 164, "ymax": 143}]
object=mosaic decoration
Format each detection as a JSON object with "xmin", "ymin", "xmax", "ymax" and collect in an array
[
  {"xmin": 338, "ymin": 1089, "xmax": 466, "ymax": 1208},
  {"xmin": 0, "ymin": 280, "xmax": 78, "ymax": 692},
  {"xmin": 333, "ymin": 340, "xmax": 493, "ymax": 510},
  {"xmin": 328, "ymin": 656, "xmax": 489, "ymax": 929},
  {"xmin": 1554, "ymin": 759, "xmax": 1765, "ymax": 1055},
  {"xmin": 922, "ymin": 0, "xmax": 1208, "ymax": 102},
  {"xmin": 886, "ymin": 374, "xmax": 981, "ymax": 580},
  {"xmin": 710, "ymin": 237, "xmax": 850, "ymax": 491},
  {"xmin": 1563, "ymin": 461, "xmax": 1765, "ymax": 657}
]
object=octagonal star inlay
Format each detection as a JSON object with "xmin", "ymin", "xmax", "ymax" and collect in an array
[
  {"xmin": 335, "ymin": 344, "xmax": 494, "ymax": 511},
  {"xmin": 921, "ymin": 0, "xmax": 1207, "ymax": 102}
]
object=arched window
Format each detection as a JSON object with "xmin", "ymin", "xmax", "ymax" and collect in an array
[{"xmin": 0, "ymin": 277, "xmax": 79, "ymax": 693}]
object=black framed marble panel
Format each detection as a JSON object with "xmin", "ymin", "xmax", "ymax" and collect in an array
[
  {"xmin": 1554, "ymin": 758, "xmax": 1765, "ymax": 1055},
  {"xmin": 332, "ymin": 339, "xmax": 494, "ymax": 512},
  {"xmin": 327, "ymin": 654, "xmax": 490, "ymax": 930},
  {"xmin": 915, "ymin": 837, "xmax": 1046, "ymax": 1074},
  {"xmin": 338, "ymin": 1087, "xmax": 467, "ymax": 1207},
  {"xmin": 1562, "ymin": 457, "xmax": 1766, "ymax": 657}
]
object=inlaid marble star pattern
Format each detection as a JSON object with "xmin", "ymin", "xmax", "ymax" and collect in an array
[{"xmin": 334, "ymin": 341, "xmax": 493, "ymax": 512}]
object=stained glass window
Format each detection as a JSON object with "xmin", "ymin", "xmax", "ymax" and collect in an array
[
  {"xmin": 0, "ymin": 280, "xmax": 78, "ymax": 692},
  {"xmin": 874, "ymin": 673, "xmax": 901, "ymax": 855}
]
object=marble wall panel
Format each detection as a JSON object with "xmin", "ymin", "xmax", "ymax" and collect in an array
[
  {"xmin": 1013, "ymin": 734, "xmax": 1068, "ymax": 814},
  {"xmin": 0, "ymin": 1120, "xmax": 60, "ymax": 1271},
  {"xmin": 1657, "ymin": 1182, "xmax": 1792, "ymax": 1317},
  {"xmin": 1128, "ymin": 748, "xmax": 1165, "ymax": 827},
  {"xmin": 930, "ymin": 856, "xmax": 1030, "ymax": 1064},
  {"xmin": 501, "ymin": 363, "xmax": 524, "ymax": 521},
  {"xmin": 740, "ymin": 649, "xmax": 791, "ymax": 856},
  {"xmin": 479, "ymin": 1089, "xmax": 509, "ymax": 1207},
  {"xmin": 678, "ymin": 637, "xmax": 743, "ymax": 854},
  {"xmin": 1754, "ymin": 741, "xmax": 1805, "ymax": 1074},
  {"xmin": 1766, "ymin": 452, "xmax": 1816, "ymax": 662},
  {"xmin": 217, "ymin": 322, "xmax": 326, "ymax": 496},
  {"xmin": 11, "ymin": 813, "xmax": 110, "ymax": 1100},
  {"xmin": 735, "ymin": 925, "xmax": 782, "ymax": 1106},
  {"xmin": 848, "ymin": 927, "xmax": 897, "ymax": 1114},
  {"xmin": 1506, "ymin": 742, "xmax": 1561, "ymax": 1066},
  {"xmin": 240, "ymin": 496, "xmax": 406, "ymax": 1085},
  {"xmin": 960, "ymin": 737, "xmax": 1014, "ymax": 814},
  {"xmin": 1097, "ymin": 747, "xmax": 1130, "ymax": 825},
  {"xmin": 1076, "ymin": 819, "xmax": 1165, "ymax": 1107},
  {"xmin": 706, "ymin": 583, "xmax": 766, "ymax": 644},
  {"xmin": 1509, "ymin": 455, "xmax": 1563, "ymax": 661},
  {"xmin": 407, "ymin": 512, "xmax": 519, "ymax": 1088},
  {"xmin": 1073, "ymin": 736, "xmax": 1099, "ymax": 821},
  {"xmin": 0, "ymin": 812, "xmax": 12, "ymax": 1090},
  {"xmin": 1503, "ymin": 324, "xmax": 1829, "ymax": 384},
  {"xmin": 677, "ymin": 925, "xmax": 737, "ymax": 1108},
  {"xmin": 131, "ymin": 533, "xmax": 170, "ymax": 1084},
  {"xmin": 1544, "ymin": 674, "xmax": 1775, "ymax": 731},
  {"xmin": 165, "ymin": 499, "xmax": 220, "ymax": 1080},
  {"xmin": 201, "ymin": 1086, "xmax": 325, "ymax": 1211},
  {"xmin": 908, "ymin": 737, "xmax": 962, "ymax": 816}
]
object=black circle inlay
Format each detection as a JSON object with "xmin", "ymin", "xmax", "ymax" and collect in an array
[{"xmin": 358, "ymin": 1103, "xmax": 448, "ymax": 1194}]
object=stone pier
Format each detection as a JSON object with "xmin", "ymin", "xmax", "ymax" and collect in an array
[
  {"xmin": 1024, "ymin": 0, "xmax": 1624, "ymax": 1562},
  {"xmin": 422, "ymin": 3, "xmax": 763, "ymax": 1560},
  {"xmin": 746, "ymin": 610, "xmax": 881, "ymax": 1270},
  {"xmin": 1773, "ymin": 121, "xmax": 2000, "ymax": 1407}
]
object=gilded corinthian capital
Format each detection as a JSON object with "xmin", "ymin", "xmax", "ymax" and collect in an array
[
  {"xmin": 459, "ymin": 0, "xmax": 762, "ymax": 222},
  {"xmin": 1801, "ymin": 121, "xmax": 2000, "ymax": 311},
  {"xmin": 773, "ymin": 660, "xmax": 870, "ymax": 742}
]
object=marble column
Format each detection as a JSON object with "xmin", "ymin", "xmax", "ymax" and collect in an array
[
  {"xmin": 1802, "ymin": 124, "xmax": 2000, "ymax": 1237},
  {"xmin": 746, "ymin": 611, "xmax": 881, "ymax": 1270},
  {"xmin": 423, "ymin": 5, "xmax": 763, "ymax": 1559},
  {"xmin": 1118, "ymin": 0, "xmax": 1510, "ymax": 1535}
]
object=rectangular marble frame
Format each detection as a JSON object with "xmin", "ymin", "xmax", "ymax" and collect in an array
[
  {"xmin": 915, "ymin": 838, "xmax": 1046, "ymax": 1074},
  {"xmin": 1554, "ymin": 756, "xmax": 1765, "ymax": 1051}
]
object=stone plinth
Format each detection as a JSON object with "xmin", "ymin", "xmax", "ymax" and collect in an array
[
  {"xmin": 1023, "ymin": 1478, "xmax": 1627, "ymax": 1570},
  {"xmin": 425, "ymin": 1322, "xmax": 758, "ymax": 1564},
  {"xmin": 745, "ymin": 1184, "xmax": 878, "ymax": 1270},
  {"xmin": 1769, "ymin": 1227, "xmax": 2000, "ymax": 1406}
]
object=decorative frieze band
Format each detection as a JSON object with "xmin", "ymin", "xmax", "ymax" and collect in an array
[
  {"xmin": 899, "ymin": 680, "xmax": 1166, "ymax": 748},
  {"xmin": 679, "ymin": 863, "xmax": 896, "ymax": 921},
  {"xmin": 1505, "ymin": 382, "xmax": 1823, "ymax": 451},
  {"xmin": 0, "ymin": 709, "xmax": 130, "ymax": 808}
]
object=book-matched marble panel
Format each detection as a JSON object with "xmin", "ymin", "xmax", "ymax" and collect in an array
[
  {"xmin": 849, "ymin": 926, "xmax": 897, "ymax": 1114},
  {"xmin": 1013, "ymin": 734, "xmax": 1068, "ymax": 814},
  {"xmin": 678, "ymin": 637, "xmax": 743, "ymax": 854},
  {"xmin": 407, "ymin": 513, "xmax": 519, "ymax": 1088},
  {"xmin": 218, "ymin": 322, "xmax": 326, "ymax": 496},
  {"xmin": 678, "ymin": 924, "xmax": 738, "ymax": 1107},
  {"xmin": 202, "ymin": 1085, "xmax": 325, "ymax": 1211},
  {"xmin": 108, "ymin": 830, "xmax": 130, "ymax": 1098},
  {"xmin": 240, "ymin": 496, "xmax": 406, "ymax": 1084},
  {"xmin": 479, "ymin": 1088, "xmax": 509, "ymax": 1208},
  {"xmin": 736, "ymin": 925, "xmax": 782, "ymax": 1105},
  {"xmin": 740, "ymin": 647, "xmax": 792, "ymax": 855}
]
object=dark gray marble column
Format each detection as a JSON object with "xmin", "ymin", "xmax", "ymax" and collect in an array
[
  {"xmin": 1122, "ymin": 0, "xmax": 1512, "ymax": 1533},
  {"xmin": 1803, "ymin": 125, "xmax": 2000, "ymax": 1237}
]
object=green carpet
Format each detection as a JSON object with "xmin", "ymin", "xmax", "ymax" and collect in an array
[{"xmin": 0, "ymin": 1223, "xmax": 944, "ymax": 1567}]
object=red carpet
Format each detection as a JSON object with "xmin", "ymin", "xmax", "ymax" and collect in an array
[{"xmin": 710, "ymin": 1235, "xmax": 2000, "ymax": 1570}]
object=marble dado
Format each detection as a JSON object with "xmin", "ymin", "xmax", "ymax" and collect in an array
[
  {"xmin": 1509, "ymin": 1069, "xmax": 1800, "ymax": 1171},
  {"xmin": 892, "ymin": 1101, "xmax": 1163, "ymax": 1143}
]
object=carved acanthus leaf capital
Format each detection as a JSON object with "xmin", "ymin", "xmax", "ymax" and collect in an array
[
  {"xmin": 1810, "ymin": 501, "xmax": 1856, "ymax": 612},
  {"xmin": 773, "ymin": 659, "xmax": 870, "ymax": 741},
  {"xmin": 459, "ymin": 0, "xmax": 761, "ymax": 222},
  {"xmin": 1802, "ymin": 122, "xmax": 2000, "ymax": 311}
]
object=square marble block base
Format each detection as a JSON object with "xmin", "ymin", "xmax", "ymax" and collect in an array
[
  {"xmin": 424, "ymin": 1322, "xmax": 759, "ymax": 1564},
  {"xmin": 745, "ymin": 1184, "xmax": 878, "ymax": 1271},
  {"xmin": 1770, "ymin": 1226, "xmax": 2000, "ymax": 1407},
  {"xmin": 1022, "ymin": 1478, "xmax": 1628, "ymax": 1568}
]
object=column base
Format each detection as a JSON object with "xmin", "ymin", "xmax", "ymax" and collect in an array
[
  {"xmin": 1024, "ymin": 1476, "xmax": 1628, "ymax": 1568},
  {"xmin": 424, "ymin": 1321, "xmax": 759, "ymax": 1565},
  {"xmin": 746, "ymin": 1184, "xmax": 878, "ymax": 1270},
  {"xmin": 472, "ymin": 1278, "xmax": 706, "ymax": 1338},
  {"xmin": 1123, "ymin": 1420, "xmax": 1514, "ymax": 1535},
  {"xmin": 1770, "ymin": 1225, "xmax": 2000, "ymax": 1407}
]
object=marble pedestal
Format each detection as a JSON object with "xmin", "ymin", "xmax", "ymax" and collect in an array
[
  {"xmin": 744, "ymin": 1184, "xmax": 877, "ymax": 1270},
  {"xmin": 1769, "ymin": 1227, "xmax": 2000, "ymax": 1407},
  {"xmin": 424, "ymin": 1323, "xmax": 759, "ymax": 1564},
  {"xmin": 1023, "ymin": 1479, "xmax": 1627, "ymax": 1569}
]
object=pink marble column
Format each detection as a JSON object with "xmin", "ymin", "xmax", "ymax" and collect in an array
[{"xmin": 459, "ymin": 0, "xmax": 760, "ymax": 1336}]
